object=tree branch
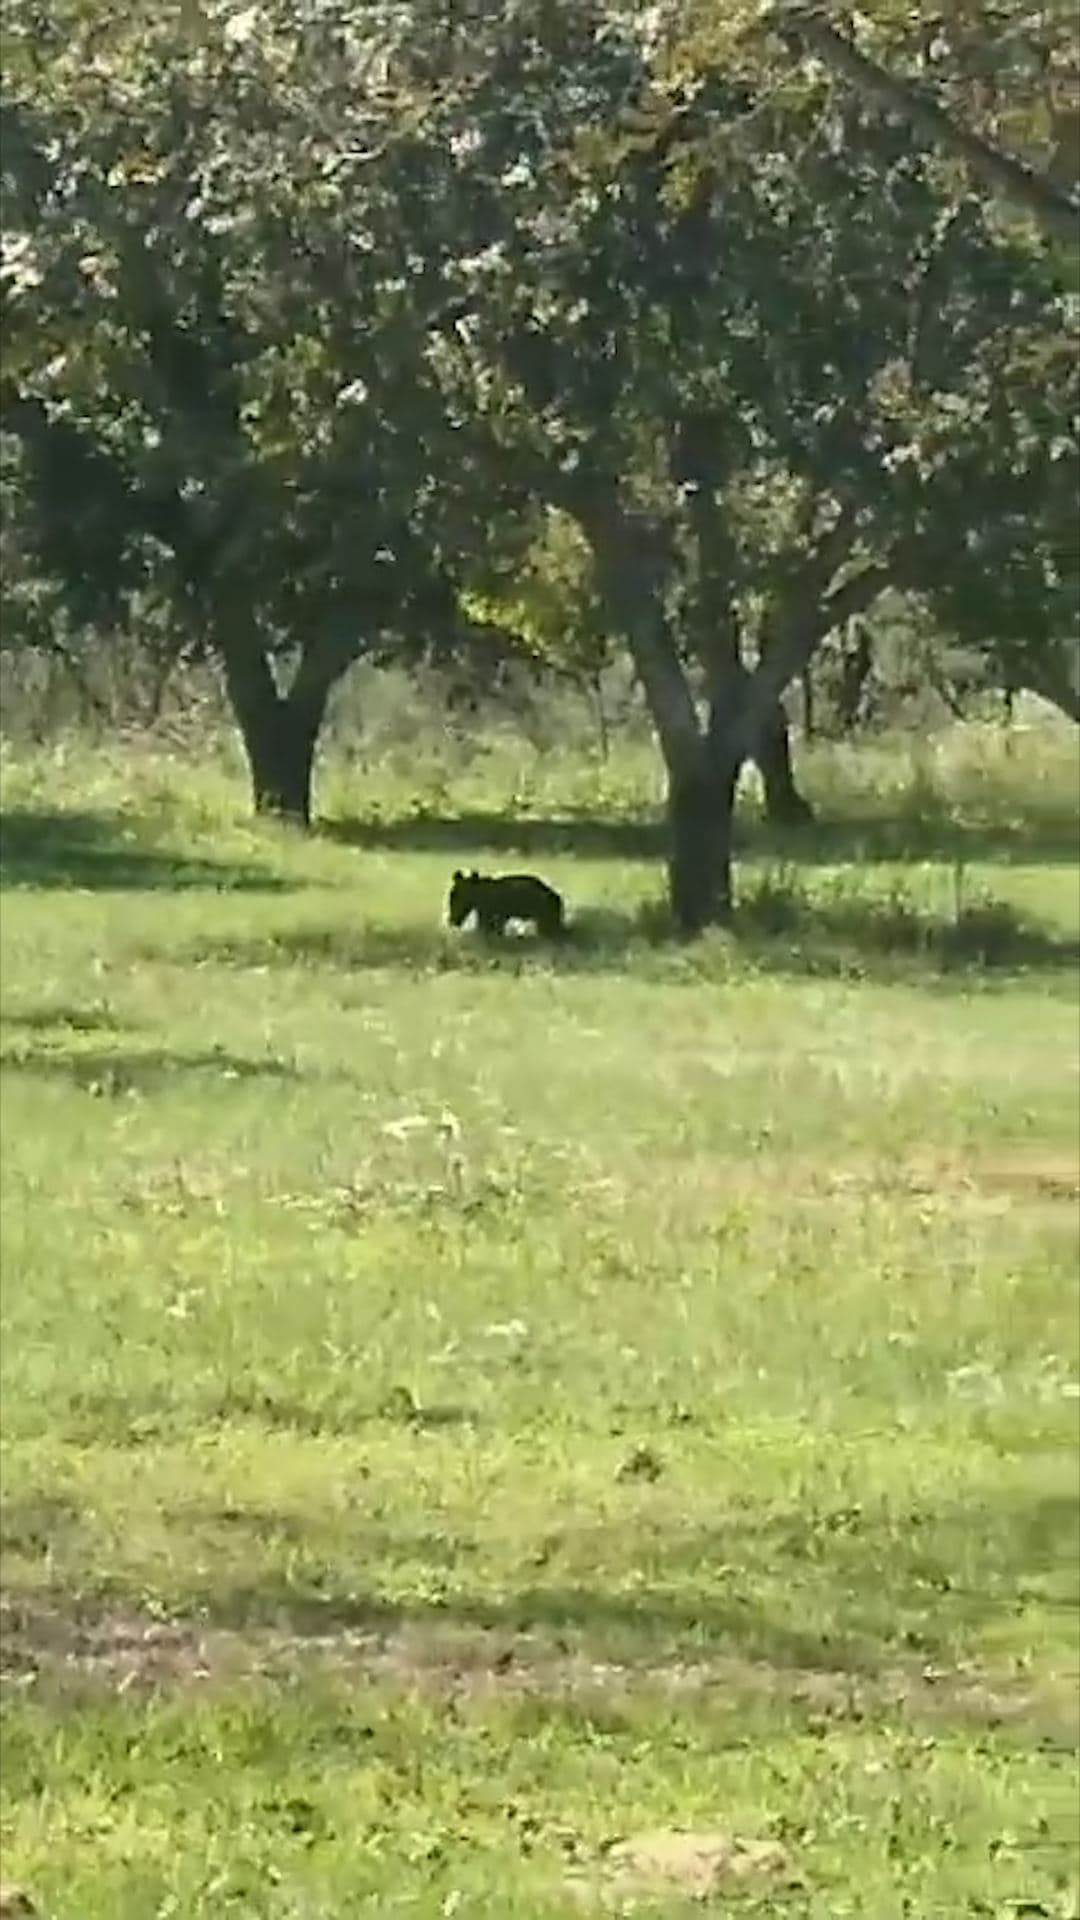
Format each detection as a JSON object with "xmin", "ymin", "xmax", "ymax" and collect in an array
[
  {"xmin": 577, "ymin": 495, "xmax": 705, "ymax": 771},
  {"xmin": 286, "ymin": 625, "xmax": 363, "ymax": 716},
  {"xmin": 817, "ymin": 560, "xmax": 893, "ymax": 638},
  {"xmin": 748, "ymin": 558, "xmax": 892, "ymax": 742},
  {"xmin": 1, "ymin": 387, "xmax": 203, "ymax": 596},
  {"xmin": 908, "ymin": 203, "xmax": 977, "ymax": 392},
  {"xmin": 793, "ymin": 499, "xmax": 860, "ymax": 606},
  {"xmin": 775, "ymin": 7, "xmax": 1080, "ymax": 245}
]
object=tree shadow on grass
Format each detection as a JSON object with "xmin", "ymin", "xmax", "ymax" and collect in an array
[
  {"xmin": 0, "ymin": 1004, "xmax": 138, "ymax": 1035},
  {"xmin": 0, "ymin": 1042, "xmax": 309, "ymax": 1095},
  {"xmin": 0, "ymin": 807, "xmax": 291, "ymax": 893},
  {"xmin": 732, "ymin": 885, "xmax": 1080, "ymax": 981},
  {"xmin": 4, "ymin": 1490, "xmax": 1074, "ymax": 1744},
  {"xmin": 187, "ymin": 1489, "xmax": 1079, "ymax": 1674},
  {"xmin": 169, "ymin": 888, "xmax": 1079, "ymax": 986},
  {"xmin": 325, "ymin": 802, "xmax": 1080, "ymax": 870},
  {"xmin": 328, "ymin": 811, "xmax": 666, "ymax": 864}
]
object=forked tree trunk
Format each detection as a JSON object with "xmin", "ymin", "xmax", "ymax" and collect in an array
[
  {"xmin": 666, "ymin": 705, "xmax": 812, "ymax": 934},
  {"xmin": 217, "ymin": 628, "xmax": 342, "ymax": 828},
  {"xmin": 572, "ymin": 492, "xmax": 769, "ymax": 932}
]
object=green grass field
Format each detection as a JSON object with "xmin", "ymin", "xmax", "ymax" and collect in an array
[{"xmin": 1, "ymin": 719, "xmax": 1078, "ymax": 1918}]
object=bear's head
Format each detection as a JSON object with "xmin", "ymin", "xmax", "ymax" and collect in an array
[{"xmin": 447, "ymin": 868, "xmax": 483, "ymax": 927}]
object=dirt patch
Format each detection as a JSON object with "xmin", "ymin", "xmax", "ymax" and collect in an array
[
  {"xmin": 971, "ymin": 1154, "xmax": 1080, "ymax": 1204},
  {"xmin": 0, "ymin": 1597, "xmax": 236, "ymax": 1693},
  {"xmin": 0, "ymin": 1594, "xmax": 1066, "ymax": 1743},
  {"xmin": 654, "ymin": 1148, "xmax": 1080, "ymax": 1214},
  {"xmin": 566, "ymin": 1829, "xmax": 792, "ymax": 1906}
]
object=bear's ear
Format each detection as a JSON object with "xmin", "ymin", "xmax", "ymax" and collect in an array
[
  {"xmin": 452, "ymin": 869, "xmax": 463, "ymax": 881},
  {"xmin": 471, "ymin": 869, "xmax": 480, "ymax": 879}
]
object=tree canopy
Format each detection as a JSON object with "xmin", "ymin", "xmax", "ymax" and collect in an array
[
  {"xmin": 771, "ymin": 4, "xmax": 1080, "ymax": 243},
  {"xmin": 2, "ymin": 0, "xmax": 1076, "ymax": 923}
]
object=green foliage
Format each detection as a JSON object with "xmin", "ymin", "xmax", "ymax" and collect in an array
[
  {"xmin": 763, "ymin": 2, "xmax": 1080, "ymax": 238},
  {"xmin": 461, "ymin": 510, "xmax": 613, "ymax": 686},
  {"xmin": 1, "ymin": 0, "xmax": 1076, "ymax": 850},
  {"xmin": 1, "ymin": 0, "xmax": 493, "ymax": 670}
]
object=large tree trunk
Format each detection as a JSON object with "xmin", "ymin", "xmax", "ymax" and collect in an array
[
  {"xmin": 574, "ymin": 495, "xmax": 733, "ymax": 933},
  {"xmin": 244, "ymin": 700, "xmax": 321, "ymax": 824},
  {"xmin": 667, "ymin": 752, "xmax": 739, "ymax": 934},
  {"xmin": 216, "ymin": 627, "xmax": 346, "ymax": 827},
  {"xmin": 753, "ymin": 703, "xmax": 814, "ymax": 827}
]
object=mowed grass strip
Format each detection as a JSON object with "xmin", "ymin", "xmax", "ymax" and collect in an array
[{"xmin": 1, "ymin": 726, "xmax": 1078, "ymax": 1918}]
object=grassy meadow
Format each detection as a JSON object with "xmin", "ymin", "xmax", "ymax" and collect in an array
[{"xmin": 0, "ymin": 711, "xmax": 1078, "ymax": 1918}]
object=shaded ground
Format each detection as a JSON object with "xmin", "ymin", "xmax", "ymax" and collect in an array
[
  {"xmin": 0, "ymin": 808, "xmax": 291, "ymax": 892},
  {"xmin": 0, "ymin": 1005, "xmax": 136, "ymax": 1035},
  {"xmin": 1, "ymin": 1597, "xmax": 1067, "ymax": 1748},
  {"xmin": 0, "ymin": 1042, "xmax": 309, "ymax": 1094},
  {"xmin": 2, "ymin": 1487, "xmax": 1074, "ymax": 1748},
  {"xmin": 2, "ymin": 795, "xmax": 1077, "ymax": 901},
  {"xmin": 325, "ymin": 802, "xmax": 1080, "ymax": 870},
  {"xmin": 3, "ymin": 800, "xmax": 1077, "ymax": 987},
  {"xmin": 158, "ymin": 893, "xmax": 1080, "ymax": 983}
]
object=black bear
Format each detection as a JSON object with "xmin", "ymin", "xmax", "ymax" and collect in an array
[{"xmin": 447, "ymin": 869, "xmax": 565, "ymax": 939}]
